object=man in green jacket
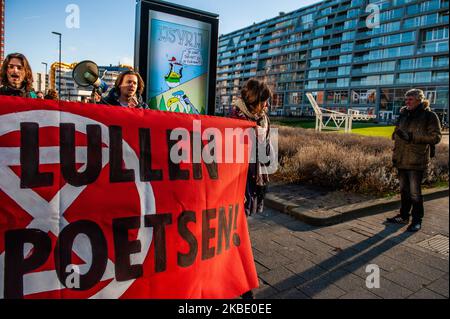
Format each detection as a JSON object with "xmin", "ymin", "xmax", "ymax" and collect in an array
[{"xmin": 387, "ymin": 89, "xmax": 442, "ymax": 232}]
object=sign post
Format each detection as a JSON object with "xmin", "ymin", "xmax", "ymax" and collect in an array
[{"xmin": 135, "ymin": 0, "xmax": 219, "ymax": 115}]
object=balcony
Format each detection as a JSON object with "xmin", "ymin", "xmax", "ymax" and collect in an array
[
  {"xmin": 324, "ymin": 27, "xmax": 344, "ymax": 35},
  {"xmin": 306, "ymin": 83, "xmax": 326, "ymax": 89},
  {"xmin": 329, "ymin": 15, "xmax": 349, "ymax": 24},
  {"xmin": 353, "ymin": 55, "xmax": 368, "ymax": 63},
  {"xmin": 328, "ymin": 49, "xmax": 341, "ymax": 56},
  {"xmin": 322, "ymin": 60, "xmax": 339, "ymax": 67},
  {"xmin": 324, "ymin": 38, "xmax": 343, "ymax": 45},
  {"xmin": 417, "ymin": 41, "xmax": 449, "ymax": 54},
  {"xmin": 319, "ymin": 0, "xmax": 340, "ymax": 10}
]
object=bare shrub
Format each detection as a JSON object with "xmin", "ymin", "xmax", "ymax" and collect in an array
[{"xmin": 275, "ymin": 127, "xmax": 449, "ymax": 195}]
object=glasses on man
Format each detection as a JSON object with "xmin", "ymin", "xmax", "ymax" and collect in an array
[{"xmin": 7, "ymin": 64, "xmax": 24, "ymax": 71}]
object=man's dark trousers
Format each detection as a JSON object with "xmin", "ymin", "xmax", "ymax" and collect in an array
[{"xmin": 398, "ymin": 169, "xmax": 424, "ymax": 223}]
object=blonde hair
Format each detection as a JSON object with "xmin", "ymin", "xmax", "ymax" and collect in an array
[{"xmin": 405, "ymin": 89, "xmax": 430, "ymax": 108}]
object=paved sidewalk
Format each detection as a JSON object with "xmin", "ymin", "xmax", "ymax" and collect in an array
[{"xmin": 249, "ymin": 197, "xmax": 449, "ymax": 299}]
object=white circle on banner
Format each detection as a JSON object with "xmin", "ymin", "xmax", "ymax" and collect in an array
[{"xmin": 0, "ymin": 110, "xmax": 155, "ymax": 299}]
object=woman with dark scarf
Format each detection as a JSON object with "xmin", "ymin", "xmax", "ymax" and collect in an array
[
  {"xmin": 230, "ymin": 79, "xmax": 273, "ymax": 299},
  {"xmin": 230, "ymin": 78, "xmax": 273, "ymax": 217}
]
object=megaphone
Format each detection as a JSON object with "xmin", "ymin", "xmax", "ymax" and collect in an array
[{"xmin": 72, "ymin": 60, "xmax": 109, "ymax": 94}]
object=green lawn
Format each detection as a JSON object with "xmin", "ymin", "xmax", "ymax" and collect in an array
[
  {"xmin": 348, "ymin": 125, "xmax": 395, "ymax": 138},
  {"xmin": 272, "ymin": 119, "xmax": 395, "ymax": 138}
]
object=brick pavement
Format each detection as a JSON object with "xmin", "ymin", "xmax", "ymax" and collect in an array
[{"xmin": 248, "ymin": 197, "xmax": 449, "ymax": 299}]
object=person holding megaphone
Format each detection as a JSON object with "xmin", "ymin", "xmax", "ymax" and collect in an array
[
  {"xmin": 100, "ymin": 70, "xmax": 148, "ymax": 109},
  {"xmin": 73, "ymin": 61, "xmax": 148, "ymax": 109},
  {"xmin": 73, "ymin": 60, "xmax": 109, "ymax": 104}
]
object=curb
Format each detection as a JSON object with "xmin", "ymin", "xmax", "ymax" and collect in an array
[{"xmin": 265, "ymin": 187, "xmax": 449, "ymax": 227}]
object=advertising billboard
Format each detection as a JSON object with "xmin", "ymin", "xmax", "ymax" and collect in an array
[{"xmin": 135, "ymin": 0, "xmax": 219, "ymax": 115}]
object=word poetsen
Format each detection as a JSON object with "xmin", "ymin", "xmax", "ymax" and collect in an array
[{"xmin": 4, "ymin": 203, "xmax": 242, "ymax": 299}]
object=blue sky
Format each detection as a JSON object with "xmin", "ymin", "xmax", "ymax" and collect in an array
[{"xmin": 5, "ymin": 0, "xmax": 320, "ymax": 73}]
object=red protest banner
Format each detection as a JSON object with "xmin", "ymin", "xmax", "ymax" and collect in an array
[{"xmin": 0, "ymin": 96, "xmax": 258, "ymax": 299}]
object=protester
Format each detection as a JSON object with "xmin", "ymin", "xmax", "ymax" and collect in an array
[
  {"xmin": 90, "ymin": 89, "xmax": 103, "ymax": 104},
  {"xmin": 229, "ymin": 79, "xmax": 273, "ymax": 300},
  {"xmin": 81, "ymin": 96, "xmax": 90, "ymax": 103},
  {"xmin": 36, "ymin": 91, "xmax": 45, "ymax": 99},
  {"xmin": 387, "ymin": 89, "xmax": 442, "ymax": 232},
  {"xmin": 100, "ymin": 70, "xmax": 148, "ymax": 109},
  {"xmin": 44, "ymin": 89, "xmax": 59, "ymax": 100},
  {"xmin": 230, "ymin": 78, "xmax": 273, "ymax": 219},
  {"xmin": 0, "ymin": 53, "xmax": 37, "ymax": 98}
]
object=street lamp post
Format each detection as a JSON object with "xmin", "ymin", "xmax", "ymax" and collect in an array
[
  {"xmin": 52, "ymin": 31, "xmax": 62, "ymax": 100},
  {"xmin": 41, "ymin": 62, "xmax": 48, "ymax": 92}
]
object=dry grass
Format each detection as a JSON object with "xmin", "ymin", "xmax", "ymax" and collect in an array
[{"xmin": 275, "ymin": 127, "xmax": 449, "ymax": 196}]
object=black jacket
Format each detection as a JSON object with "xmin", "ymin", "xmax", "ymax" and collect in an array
[
  {"xmin": 100, "ymin": 88, "xmax": 148, "ymax": 109},
  {"xmin": 393, "ymin": 103, "xmax": 442, "ymax": 171},
  {"xmin": 0, "ymin": 85, "xmax": 37, "ymax": 98}
]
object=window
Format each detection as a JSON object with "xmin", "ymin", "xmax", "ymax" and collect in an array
[
  {"xmin": 433, "ymin": 71, "xmax": 449, "ymax": 82},
  {"xmin": 338, "ymin": 66, "xmax": 351, "ymax": 76},
  {"xmin": 368, "ymin": 31, "xmax": 415, "ymax": 47},
  {"xmin": 399, "ymin": 59, "xmax": 415, "ymax": 70},
  {"xmin": 418, "ymin": 57, "xmax": 434, "ymax": 68},
  {"xmin": 399, "ymin": 57, "xmax": 433, "ymax": 70},
  {"xmin": 381, "ymin": 61, "xmax": 396, "ymax": 72},
  {"xmin": 423, "ymin": 27, "xmax": 449, "ymax": 42},
  {"xmin": 313, "ymin": 37, "xmax": 324, "ymax": 47},
  {"xmin": 307, "ymin": 80, "xmax": 318, "ymax": 89},
  {"xmin": 341, "ymin": 43, "xmax": 353, "ymax": 52},
  {"xmin": 308, "ymin": 70, "xmax": 320, "ymax": 78},
  {"xmin": 371, "ymin": 0, "xmax": 391, "ymax": 10},
  {"xmin": 366, "ymin": 75, "xmax": 380, "ymax": 85},
  {"xmin": 347, "ymin": 9, "xmax": 359, "ymax": 19},
  {"xmin": 421, "ymin": 0, "xmax": 441, "ymax": 11},
  {"xmin": 327, "ymin": 90, "xmax": 349, "ymax": 104},
  {"xmin": 342, "ymin": 31, "xmax": 355, "ymax": 41},
  {"xmin": 380, "ymin": 74, "xmax": 394, "ymax": 84},
  {"xmin": 317, "ymin": 17, "xmax": 328, "ymax": 25},
  {"xmin": 418, "ymin": 41, "xmax": 449, "ymax": 53},
  {"xmin": 344, "ymin": 19, "xmax": 357, "ymax": 29},
  {"xmin": 320, "ymin": 7, "xmax": 332, "ymax": 16},
  {"xmin": 434, "ymin": 56, "xmax": 449, "ymax": 67},
  {"xmin": 314, "ymin": 27, "xmax": 325, "ymax": 37},
  {"xmin": 367, "ymin": 45, "xmax": 414, "ymax": 61},
  {"xmin": 380, "ymin": 8, "xmax": 404, "ymax": 22},
  {"xmin": 367, "ymin": 21, "xmax": 401, "ymax": 35},
  {"xmin": 310, "ymin": 59, "xmax": 321, "ymax": 68},
  {"xmin": 407, "ymin": 4, "xmax": 420, "ymax": 15},
  {"xmin": 339, "ymin": 54, "xmax": 353, "ymax": 64},
  {"xmin": 415, "ymin": 71, "xmax": 432, "ymax": 83},
  {"xmin": 311, "ymin": 48, "xmax": 322, "ymax": 57},
  {"xmin": 301, "ymin": 14, "xmax": 314, "ymax": 24},
  {"xmin": 287, "ymin": 92, "xmax": 302, "ymax": 105},
  {"xmin": 398, "ymin": 73, "xmax": 414, "ymax": 84},
  {"xmin": 351, "ymin": 0, "xmax": 363, "ymax": 7},
  {"xmin": 436, "ymin": 87, "xmax": 449, "ymax": 105},
  {"xmin": 337, "ymin": 78, "xmax": 350, "ymax": 87},
  {"xmin": 404, "ymin": 13, "xmax": 442, "ymax": 28},
  {"xmin": 352, "ymin": 89, "xmax": 377, "ymax": 105},
  {"xmin": 399, "ymin": 45, "xmax": 415, "ymax": 56}
]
